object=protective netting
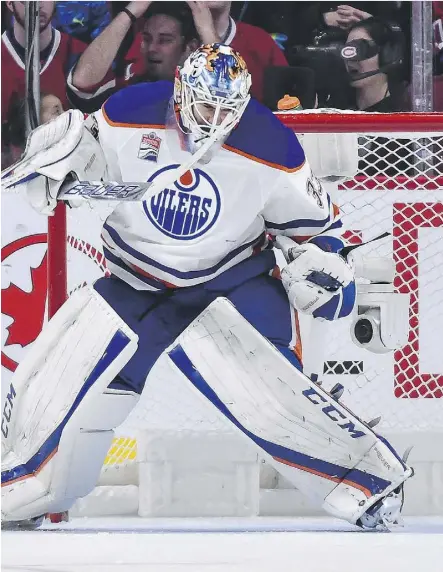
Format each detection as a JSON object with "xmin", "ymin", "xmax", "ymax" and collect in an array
[
  {"xmin": 349, "ymin": 135, "xmax": 443, "ymax": 189},
  {"xmin": 60, "ymin": 116, "xmax": 443, "ymax": 476}
]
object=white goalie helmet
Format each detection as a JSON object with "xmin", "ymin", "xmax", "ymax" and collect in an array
[{"xmin": 174, "ymin": 43, "xmax": 252, "ymax": 141}]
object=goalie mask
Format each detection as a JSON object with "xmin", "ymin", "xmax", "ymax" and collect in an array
[{"xmin": 174, "ymin": 43, "xmax": 251, "ymax": 146}]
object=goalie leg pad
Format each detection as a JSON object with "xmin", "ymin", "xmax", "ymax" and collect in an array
[
  {"xmin": 167, "ymin": 297, "xmax": 412, "ymax": 526},
  {"xmin": 1, "ymin": 287, "xmax": 138, "ymax": 521}
]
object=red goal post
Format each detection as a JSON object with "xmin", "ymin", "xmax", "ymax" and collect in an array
[{"xmin": 277, "ymin": 111, "xmax": 441, "ymax": 132}]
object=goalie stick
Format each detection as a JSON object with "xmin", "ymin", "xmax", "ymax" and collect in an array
[{"xmin": 1, "ymin": 112, "xmax": 234, "ymax": 204}]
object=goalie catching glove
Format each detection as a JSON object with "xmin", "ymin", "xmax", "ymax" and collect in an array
[
  {"xmin": 1, "ymin": 110, "xmax": 106, "ymax": 215},
  {"xmin": 276, "ymin": 235, "xmax": 356, "ymax": 320}
]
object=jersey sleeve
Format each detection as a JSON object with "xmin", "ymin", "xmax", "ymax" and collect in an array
[
  {"xmin": 67, "ymin": 67, "xmax": 118, "ymax": 113},
  {"xmin": 263, "ymin": 135, "xmax": 344, "ymax": 253},
  {"xmin": 84, "ymin": 82, "xmax": 171, "ymax": 180}
]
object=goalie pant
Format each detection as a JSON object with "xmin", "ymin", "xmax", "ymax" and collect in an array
[{"xmin": 97, "ymin": 248, "xmax": 303, "ymax": 395}]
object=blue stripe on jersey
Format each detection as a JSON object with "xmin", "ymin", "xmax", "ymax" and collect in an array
[
  {"xmin": 265, "ymin": 216, "xmax": 331, "ymax": 231},
  {"xmin": 265, "ymin": 196, "xmax": 333, "ymax": 231},
  {"xmin": 103, "ymin": 222, "xmax": 266, "ymax": 281},
  {"xmin": 225, "ymin": 99, "xmax": 305, "ymax": 170},
  {"xmin": 103, "ymin": 81, "xmax": 173, "ymax": 126},
  {"xmin": 104, "ymin": 247, "xmax": 167, "ymax": 291}
]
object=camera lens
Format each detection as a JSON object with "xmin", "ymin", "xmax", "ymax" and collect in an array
[{"xmin": 354, "ymin": 318, "xmax": 373, "ymax": 344}]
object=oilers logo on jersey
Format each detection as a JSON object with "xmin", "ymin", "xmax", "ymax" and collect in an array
[{"xmin": 144, "ymin": 166, "xmax": 221, "ymax": 240}]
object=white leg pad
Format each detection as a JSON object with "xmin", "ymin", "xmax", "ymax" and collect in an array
[
  {"xmin": 167, "ymin": 297, "xmax": 413, "ymax": 525},
  {"xmin": 1, "ymin": 287, "xmax": 138, "ymax": 521}
]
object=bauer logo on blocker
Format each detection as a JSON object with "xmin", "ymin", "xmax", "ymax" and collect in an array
[{"xmin": 144, "ymin": 165, "xmax": 221, "ymax": 240}]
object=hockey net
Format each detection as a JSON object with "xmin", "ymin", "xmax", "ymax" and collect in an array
[{"xmin": 49, "ymin": 111, "xmax": 443, "ymax": 514}]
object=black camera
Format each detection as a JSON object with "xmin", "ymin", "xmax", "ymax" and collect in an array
[{"xmin": 353, "ymin": 317, "xmax": 374, "ymax": 345}]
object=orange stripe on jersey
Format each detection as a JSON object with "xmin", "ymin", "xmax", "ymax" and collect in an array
[
  {"xmin": 101, "ymin": 233, "xmax": 116, "ymax": 252},
  {"xmin": 290, "ymin": 204, "xmax": 340, "ymax": 244},
  {"xmin": 101, "ymin": 106, "xmax": 166, "ymax": 129},
  {"xmin": 126, "ymin": 260, "xmax": 178, "ymax": 289},
  {"xmin": 223, "ymin": 143, "xmax": 306, "ymax": 173}
]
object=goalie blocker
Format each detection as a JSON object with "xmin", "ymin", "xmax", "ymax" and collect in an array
[{"xmin": 2, "ymin": 292, "xmax": 411, "ymax": 529}]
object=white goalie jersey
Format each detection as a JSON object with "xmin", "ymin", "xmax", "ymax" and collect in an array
[{"xmin": 90, "ymin": 81, "xmax": 342, "ymax": 291}]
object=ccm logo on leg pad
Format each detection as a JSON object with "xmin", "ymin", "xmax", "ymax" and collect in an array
[
  {"xmin": 1, "ymin": 383, "xmax": 16, "ymax": 438},
  {"xmin": 302, "ymin": 387, "xmax": 365, "ymax": 439}
]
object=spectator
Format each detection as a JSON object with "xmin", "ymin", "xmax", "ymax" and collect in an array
[
  {"xmin": 196, "ymin": 1, "xmax": 289, "ymax": 103},
  {"xmin": 433, "ymin": 75, "xmax": 443, "ymax": 111},
  {"xmin": 244, "ymin": 3, "xmax": 408, "ymax": 109},
  {"xmin": 340, "ymin": 17, "xmax": 406, "ymax": 111},
  {"xmin": 53, "ymin": 1, "xmax": 111, "ymax": 45},
  {"xmin": 2, "ymin": 92, "xmax": 65, "ymax": 169},
  {"xmin": 1, "ymin": 1, "xmax": 87, "ymax": 124},
  {"xmin": 40, "ymin": 92, "xmax": 65, "ymax": 123},
  {"xmin": 71, "ymin": 1, "xmax": 290, "ymax": 109},
  {"xmin": 340, "ymin": 18, "xmax": 409, "ymax": 179},
  {"xmin": 234, "ymin": 3, "xmax": 410, "ymax": 60},
  {"xmin": 280, "ymin": 4, "xmax": 374, "ymax": 109},
  {"xmin": 106, "ymin": 1, "xmax": 147, "ymax": 61},
  {"xmin": 1, "ymin": 95, "xmax": 25, "ymax": 170},
  {"xmin": 70, "ymin": 1, "xmax": 200, "ymax": 112}
]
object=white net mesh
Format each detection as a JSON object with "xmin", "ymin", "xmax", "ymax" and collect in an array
[
  {"xmin": 307, "ymin": 191, "xmax": 443, "ymax": 430},
  {"xmin": 355, "ymin": 134, "xmax": 443, "ymax": 187},
  {"xmin": 60, "ymin": 114, "xmax": 443, "ymax": 477}
]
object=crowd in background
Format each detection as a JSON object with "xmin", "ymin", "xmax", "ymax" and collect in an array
[{"xmin": 2, "ymin": 0, "xmax": 443, "ymax": 169}]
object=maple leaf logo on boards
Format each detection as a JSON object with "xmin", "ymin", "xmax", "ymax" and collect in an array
[
  {"xmin": 2, "ymin": 232, "xmax": 108, "ymax": 373},
  {"xmin": 3, "ymin": 253, "xmax": 47, "ymax": 347},
  {"xmin": 1, "ymin": 234, "xmax": 48, "ymax": 372}
]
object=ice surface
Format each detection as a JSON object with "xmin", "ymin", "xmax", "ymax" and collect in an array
[{"xmin": 2, "ymin": 516, "xmax": 443, "ymax": 572}]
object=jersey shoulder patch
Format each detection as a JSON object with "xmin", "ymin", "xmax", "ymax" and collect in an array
[
  {"xmin": 224, "ymin": 99, "xmax": 305, "ymax": 171},
  {"xmin": 102, "ymin": 81, "xmax": 173, "ymax": 128}
]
